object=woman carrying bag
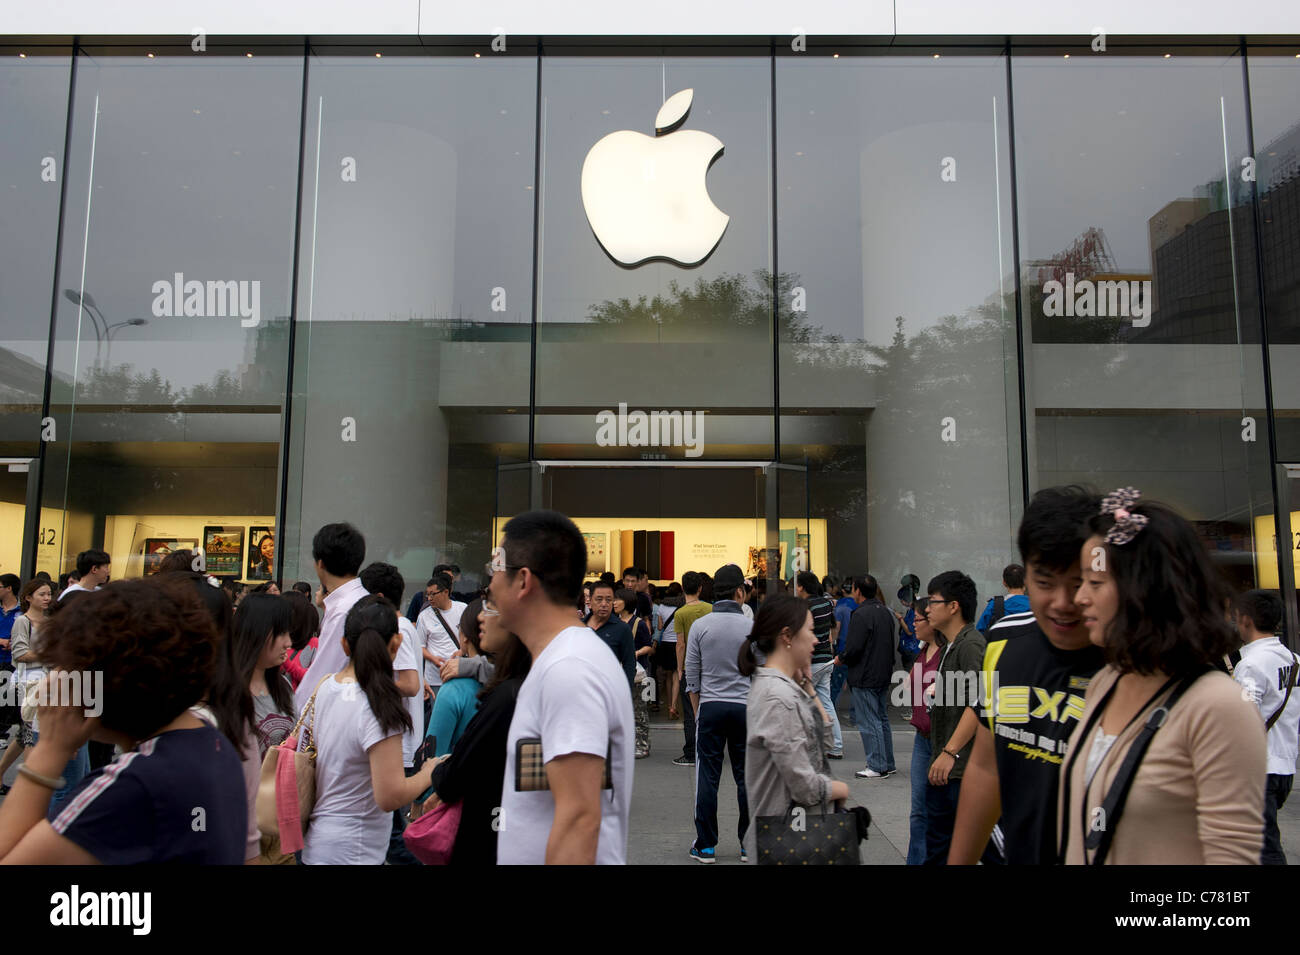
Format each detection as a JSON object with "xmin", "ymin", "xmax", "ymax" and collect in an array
[
  {"xmin": 741, "ymin": 595, "xmax": 856, "ymax": 865},
  {"xmin": 298, "ymin": 595, "xmax": 435, "ymax": 865}
]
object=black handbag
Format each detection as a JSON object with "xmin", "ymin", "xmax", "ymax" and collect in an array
[{"xmin": 754, "ymin": 802, "xmax": 862, "ymax": 865}]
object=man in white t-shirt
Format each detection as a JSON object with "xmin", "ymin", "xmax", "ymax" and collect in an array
[
  {"xmin": 295, "ymin": 523, "xmax": 369, "ymax": 714},
  {"xmin": 416, "ymin": 573, "xmax": 466, "ymax": 698},
  {"xmin": 494, "ymin": 510, "xmax": 633, "ymax": 865}
]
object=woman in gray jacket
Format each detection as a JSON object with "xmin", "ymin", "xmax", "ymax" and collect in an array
[{"xmin": 741, "ymin": 595, "xmax": 850, "ymax": 861}]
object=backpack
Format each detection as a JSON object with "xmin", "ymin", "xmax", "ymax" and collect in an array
[{"xmin": 986, "ymin": 595, "xmax": 1006, "ymax": 629}]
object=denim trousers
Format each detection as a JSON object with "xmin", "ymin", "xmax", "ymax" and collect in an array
[
  {"xmin": 907, "ymin": 732, "xmax": 931, "ymax": 864},
  {"xmin": 830, "ymin": 664, "xmax": 848, "ymax": 705},
  {"xmin": 28, "ymin": 733, "xmax": 90, "ymax": 813},
  {"xmin": 924, "ymin": 778, "xmax": 962, "ymax": 864},
  {"xmin": 810, "ymin": 661, "xmax": 843, "ymax": 754},
  {"xmin": 850, "ymin": 685, "xmax": 895, "ymax": 773},
  {"xmin": 1263, "ymin": 773, "xmax": 1293, "ymax": 865},
  {"xmin": 693, "ymin": 701, "xmax": 749, "ymax": 850}
]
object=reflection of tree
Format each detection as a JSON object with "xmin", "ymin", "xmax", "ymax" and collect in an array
[{"xmin": 76, "ymin": 364, "xmax": 253, "ymax": 405}]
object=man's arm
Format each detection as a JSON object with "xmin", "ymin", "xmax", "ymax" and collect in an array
[
  {"xmin": 684, "ymin": 624, "xmax": 703, "ymax": 714},
  {"xmin": 545, "ymin": 752, "xmax": 605, "ymax": 865},
  {"xmin": 947, "ymin": 721, "xmax": 1001, "ymax": 864},
  {"xmin": 929, "ymin": 706, "xmax": 980, "ymax": 785},
  {"xmin": 394, "ymin": 668, "xmax": 419, "ymax": 697}
]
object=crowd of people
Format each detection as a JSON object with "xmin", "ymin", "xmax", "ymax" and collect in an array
[{"xmin": 0, "ymin": 482, "xmax": 1293, "ymax": 865}]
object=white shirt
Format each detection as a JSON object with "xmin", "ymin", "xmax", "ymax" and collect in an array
[
  {"xmin": 655, "ymin": 603, "xmax": 677, "ymax": 642},
  {"xmin": 416, "ymin": 601, "xmax": 466, "ymax": 686},
  {"xmin": 1234, "ymin": 636, "xmax": 1300, "ymax": 776},
  {"xmin": 295, "ymin": 577, "xmax": 368, "ymax": 714},
  {"xmin": 498, "ymin": 625, "xmax": 634, "ymax": 865},
  {"xmin": 59, "ymin": 581, "xmax": 98, "ymax": 599},
  {"xmin": 395, "ymin": 616, "xmax": 423, "ymax": 766},
  {"xmin": 301, "ymin": 675, "xmax": 397, "ymax": 865}
]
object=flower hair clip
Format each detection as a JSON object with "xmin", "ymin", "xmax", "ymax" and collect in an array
[{"xmin": 1100, "ymin": 486, "xmax": 1148, "ymax": 546}]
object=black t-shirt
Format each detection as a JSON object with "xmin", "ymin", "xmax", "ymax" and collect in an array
[
  {"xmin": 807, "ymin": 595, "xmax": 836, "ymax": 663},
  {"xmin": 49, "ymin": 723, "xmax": 246, "ymax": 864},
  {"xmin": 975, "ymin": 612, "xmax": 1104, "ymax": 865}
]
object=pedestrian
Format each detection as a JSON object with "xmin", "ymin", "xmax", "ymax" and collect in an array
[
  {"xmin": 840, "ymin": 575, "xmax": 896, "ymax": 779},
  {"xmin": 294, "ymin": 522, "xmax": 368, "ymax": 713},
  {"xmin": 949, "ymin": 485, "xmax": 1103, "ymax": 866},
  {"xmin": 494, "ymin": 510, "xmax": 633, "ymax": 865},
  {"xmin": 795, "ymin": 571, "xmax": 842, "ymax": 759},
  {"xmin": 902, "ymin": 598, "xmax": 944, "ymax": 864},
  {"xmin": 830, "ymin": 576, "xmax": 855, "ymax": 714},
  {"xmin": 741, "ymin": 594, "xmax": 850, "ymax": 863},
  {"xmin": 281, "ymin": 589, "xmax": 320, "ymax": 691},
  {"xmin": 1059, "ymin": 490, "xmax": 1266, "ymax": 864},
  {"xmin": 300, "ymin": 596, "xmax": 436, "ymax": 865},
  {"xmin": 1232, "ymin": 589, "xmax": 1299, "ymax": 865},
  {"xmin": 673, "ymin": 571, "xmax": 713, "ymax": 766},
  {"xmin": 586, "ymin": 581, "xmax": 636, "ymax": 686},
  {"xmin": 425, "ymin": 594, "xmax": 532, "ymax": 864},
  {"xmin": 427, "ymin": 597, "xmax": 486, "ymax": 758},
  {"xmin": 922, "ymin": 570, "xmax": 983, "ymax": 864},
  {"xmin": 975, "ymin": 564, "xmax": 1030, "ymax": 633},
  {"xmin": 684, "ymin": 564, "xmax": 753, "ymax": 863},
  {"xmin": 0, "ymin": 574, "xmax": 26, "ymax": 786},
  {"xmin": 0, "ymin": 578, "xmax": 247, "ymax": 863},
  {"xmin": 616, "ymin": 588, "xmax": 654, "ymax": 759},
  {"xmin": 415, "ymin": 572, "xmax": 467, "ymax": 723},
  {"xmin": 210, "ymin": 592, "xmax": 295, "ymax": 864},
  {"xmin": 652, "ymin": 582, "xmax": 684, "ymax": 715},
  {"xmin": 0, "ymin": 578, "xmax": 55, "ymax": 791}
]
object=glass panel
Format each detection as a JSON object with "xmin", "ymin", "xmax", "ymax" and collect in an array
[
  {"xmin": 42, "ymin": 46, "xmax": 302, "ymax": 583},
  {"xmin": 1013, "ymin": 47, "xmax": 1272, "ymax": 589},
  {"xmin": 776, "ymin": 49, "xmax": 1020, "ymax": 592},
  {"xmin": 0, "ymin": 48, "xmax": 71, "ymax": 577},
  {"xmin": 281, "ymin": 48, "xmax": 535, "ymax": 603},
  {"xmin": 534, "ymin": 52, "xmax": 774, "ymax": 462}
]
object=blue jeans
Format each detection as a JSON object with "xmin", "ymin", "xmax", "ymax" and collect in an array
[
  {"xmin": 850, "ymin": 686, "xmax": 895, "ymax": 773},
  {"xmin": 924, "ymin": 778, "xmax": 961, "ymax": 864},
  {"xmin": 811, "ymin": 661, "xmax": 842, "ymax": 755},
  {"xmin": 29, "ymin": 734, "xmax": 89, "ymax": 813},
  {"xmin": 907, "ymin": 732, "xmax": 931, "ymax": 864},
  {"xmin": 693, "ymin": 702, "xmax": 749, "ymax": 850},
  {"xmin": 830, "ymin": 664, "xmax": 848, "ymax": 705}
]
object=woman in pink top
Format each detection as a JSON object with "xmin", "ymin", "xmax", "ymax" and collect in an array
[
  {"xmin": 282, "ymin": 590, "xmax": 320, "ymax": 691},
  {"xmin": 905, "ymin": 600, "xmax": 945, "ymax": 865}
]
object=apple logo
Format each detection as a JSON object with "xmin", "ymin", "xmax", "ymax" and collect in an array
[{"xmin": 580, "ymin": 88, "xmax": 729, "ymax": 267}]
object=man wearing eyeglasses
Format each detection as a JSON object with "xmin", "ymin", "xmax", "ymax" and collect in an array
[
  {"xmin": 492, "ymin": 510, "xmax": 633, "ymax": 865},
  {"xmin": 416, "ymin": 572, "xmax": 467, "ymax": 726},
  {"xmin": 586, "ymin": 581, "xmax": 636, "ymax": 688}
]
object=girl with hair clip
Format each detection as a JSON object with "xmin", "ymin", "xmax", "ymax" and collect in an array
[
  {"xmin": 300, "ymin": 595, "xmax": 437, "ymax": 865},
  {"xmin": 1058, "ymin": 487, "xmax": 1267, "ymax": 865},
  {"xmin": 741, "ymin": 594, "xmax": 850, "ymax": 862}
]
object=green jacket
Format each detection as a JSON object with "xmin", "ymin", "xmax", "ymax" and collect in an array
[{"xmin": 928, "ymin": 622, "xmax": 986, "ymax": 781}]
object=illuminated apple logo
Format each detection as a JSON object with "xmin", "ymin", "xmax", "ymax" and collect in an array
[{"xmin": 581, "ymin": 89, "xmax": 729, "ymax": 267}]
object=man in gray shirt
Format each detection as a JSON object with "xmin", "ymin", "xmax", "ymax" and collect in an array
[{"xmin": 684, "ymin": 563, "xmax": 752, "ymax": 863}]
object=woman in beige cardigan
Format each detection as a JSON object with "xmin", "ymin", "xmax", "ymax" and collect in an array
[{"xmin": 1059, "ymin": 488, "xmax": 1266, "ymax": 865}]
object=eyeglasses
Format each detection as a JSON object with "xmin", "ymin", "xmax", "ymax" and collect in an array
[
  {"xmin": 490, "ymin": 546, "xmax": 524, "ymax": 575},
  {"xmin": 482, "ymin": 598, "xmax": 500, "ymax": 617},
  {"xmin": 925, "ymin": 597, "xmax": 953, "ymax": 607}
]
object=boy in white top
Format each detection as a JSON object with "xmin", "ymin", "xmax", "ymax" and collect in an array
[
  {"xmin": 1233, "ymin": 589, "xmax": 1299, "ymax": 865},
  {"xmin": 493, "ymin": 511, "xmax": 633, "ymax": 865}
]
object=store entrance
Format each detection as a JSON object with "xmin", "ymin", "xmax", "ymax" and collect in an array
[{"xmin": 494, "ymin": 461, "xmax": 815, "ymax": 585}]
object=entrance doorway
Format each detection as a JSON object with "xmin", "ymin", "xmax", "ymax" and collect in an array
[{"xmin": 493, "ymin": 461, "xmax": 815, "ymax": 585}]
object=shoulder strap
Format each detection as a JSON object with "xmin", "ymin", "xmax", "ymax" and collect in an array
[
  {"xmin": 1081, "ymin": 670, "xmax": 1205, "ymax": 865},
  {"xmin": 991, "ymin": 595, "xmax": 1005, "ymax": 623},
  {"xmin": 292, "ymin": 672, "xmax": 333, "ymax": 753},
  {"xmin": 1266, "ymin": 651, "xmax": 1298, "ymax": 732},
  {"xmin": 432, "ymin": 607, "xmax": 455, "ymax": 640}
]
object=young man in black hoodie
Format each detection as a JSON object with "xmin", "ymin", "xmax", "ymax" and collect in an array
[{"xmin": 838, "ymin": 574, "xmax": 897, "ymax": 779}]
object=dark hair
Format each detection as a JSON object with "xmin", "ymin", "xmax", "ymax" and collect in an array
[
  {"xmin": 283, "ymin": 589, "xmax": 320, "ymax": 652},
  {"xmin": 292, "ymin": 581, "xmax": 312, "ymax": 596},
  {"xmin": 699, "ymin": 572, "xmax": 714, "ymax": 603},
  {"xmin": 35, "ymin": 571, "xmax": 51, "ymax": 581},
  {"xmin": 665, "ymin": 581, "xmax": 683, "ymax": 599},
  {"xmin": 738, "ymin": 594, "xmax": 811, "ymax": 677},
  {"xmin": 615, "ymin": 588, "xmax": 638, "ymax": 614},
  {"xmin": 157, "ymin": 549, "xmax": 196, "ymax": 574},
  {"xmin": 822, "ymin": 575, "xmax": 840, "ymax": 596},
  {"xmin": 342, "ymin": 595, "xmax": 411, "ymax": 735},
  {"xmin": 1002, "ymin": 563, "xmax": 1026, "ymax": 589},
  {"xmin": 592, "ymin": 580, "xmax": 615, "ymax": 596},
  {"xmin": 1237, "ymin": 590, "xmax": 1283, "ymax": 635},
  {"xmin": 479, "ymin": 629, "xmax": 532, "ymax": 703},
  {"xmin": 0, "ymin": 573, "xmax": 19, "ymax": 594},
  {"xmin": 433, "ymin": 563, "xmax": 453, "ymax": 576},
  {"xmin": 682, "ymin": 571, "xmax": 702, "ymax": 596},
  {"xmin": 312, "ymin": 522, "xmax": 365, "ymax": 578},
  {"xmin": 361, "ymin": 561, "xmax": 405, "ymax": 608},
  {"xmin": 213, "ymin": 593, "xmax": 294, "ymax": 757},
  {"xmin": 1088, "ymin": 501, "xmax": 1237, "ymax": 676},
  {"xmin": 851, "ymin": 575, "xmax": 877, "ymax": 600},
  {"xmin": 448, "ymin": 564, "xmax": 461, "ymax": 576},
  {"xmin": 1019, "ymin": 484, "xmax": 1100, "ymax": 572},
  {"xmin": 458, "ymin": 598, "xmax": 485, "ymax": 653},
  {"xmin": 622, "ymin": 567, "xmax": 638, "ymax": 579},
  {"xmin": 599, "ymin": 571, "xmax": 616, "ymax": 585},
  {"xmin": 795, "ymin": 571, "xmax": 821, "ymax": 596},
  {"xmin": 428, "ymin": 572, "xmax": 453, "ymax": 594},
  {"xmin": 927, "ymin": 571, "xmax": 977, "ymax": 624},
  {"xmin": 167, "ymin": 570, "xmax": 235, "ymax": 646},
  {"xmin": 39, "ymin": 578, "xmax": 220, "ymax": 740},
  {"xmin": 75, "ymin": 548, "xmax": 111, "ymax": 577},
  {"xmin": 19, "ymin": 577, "xmax": 52, "ymax": 611},
  {"xmin": 500, "ymin": 510, "xmax": 586, "ymax": 606}
]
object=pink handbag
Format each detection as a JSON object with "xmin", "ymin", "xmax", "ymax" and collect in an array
[{"xmin": 402, "ymin": 798, "xmax": 463, "ymax": 865}]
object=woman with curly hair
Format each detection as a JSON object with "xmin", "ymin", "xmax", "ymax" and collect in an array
[
  {"xmin": 0, "ymin": 577, "xmax": 247, "ymax": 863},
  {"xmin": 1058, "ymin": 488, "xmax": 1266, "ymax": 865}
]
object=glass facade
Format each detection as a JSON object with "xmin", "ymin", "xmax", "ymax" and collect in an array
[{"xmin": 5, "ymin": 40, "xmax": 1299, "ymax": 612}]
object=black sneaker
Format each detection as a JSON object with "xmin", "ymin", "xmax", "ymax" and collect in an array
[{"xmin": 672, "ymin": 755, "xmax": 695, "ymax": 767}]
